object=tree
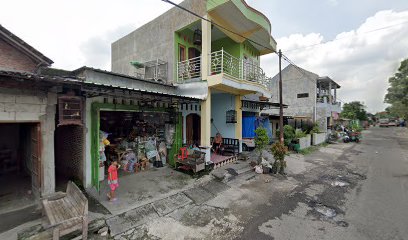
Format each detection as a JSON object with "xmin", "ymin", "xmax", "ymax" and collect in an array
[
  {"xmin": 384, "ymin": 58, "xmax": 408, "ymax": 119},
  {"xmin": 341, "ymin": 101, "xmax": 368, "ymax": 121}
]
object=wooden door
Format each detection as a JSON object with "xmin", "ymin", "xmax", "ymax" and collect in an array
[
  {"xmin": 179, "ymin": 44, "xmax": 186, "ymax": 62},
  {"xmin": 186, "ymin": 114, "xmax": 201, "ymax": 146},
  {"xmin": 31, "ymin": 123, "xmax": 41, "ymax": 195},
  {"xmin": 186, "ymin": 114, "xmax": 194, "ymax": 145}
]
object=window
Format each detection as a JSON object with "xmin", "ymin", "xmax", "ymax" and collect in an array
[{"xmin": 297, "ymin": 93, "xmax": 309, "ymax": 98}]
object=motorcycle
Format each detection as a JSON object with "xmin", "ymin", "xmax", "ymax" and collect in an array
[
  {"xmin": 339, "ymin": 132, "xmax": 350, "ymax": 143},
  {"xmin": 343, "ymin": 130, "xmax": 361, "ymax": 143}
]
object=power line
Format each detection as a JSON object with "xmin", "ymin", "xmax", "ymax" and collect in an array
[
  {"xmin": 161, "ymin": 0, "xmax": 347, "ymax": 105},
  {"xmin": 284, "ymin": 20, "xmax": 408, "ymax": 53},
  {"xmin": 160, "ymin": 0, "xmax": 277, "ymax": 54}
]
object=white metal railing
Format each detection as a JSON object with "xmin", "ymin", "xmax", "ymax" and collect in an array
[
  {"xmin": 176, "ymin": 49, "xmax": 271, "ymax": 89},
  {"xmin": 210, "ymin": 49, "xmax": 270, "ymax": 89},
  {"xmin": 177, "ymin": 56, "xmax": 201, "ymax": 83}
]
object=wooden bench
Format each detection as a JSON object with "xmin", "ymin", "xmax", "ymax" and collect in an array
[
  {"xmin": 211, "ymin": 137, "xmax": 240, "ymax": 155},
  {"xmin": 42, "ymin": 181, "xmax": 88, "ymax": 240},
  {"xmin": 175, "ymin": 150, "xmax": 206, "ymax": 173}
]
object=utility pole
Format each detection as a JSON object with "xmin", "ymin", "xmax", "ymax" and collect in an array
[{"xmin": 278, "ymin": 49, "xmax": 284, "ymax": 144}]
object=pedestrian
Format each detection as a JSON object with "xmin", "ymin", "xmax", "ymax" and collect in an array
[{"xmin": 107, "ymin": 160, "xmax": 120, "ymax": 201}]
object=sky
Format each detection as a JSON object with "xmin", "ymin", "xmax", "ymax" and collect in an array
[{"xmin": 1, "ymin": 0, "xmax": 408, "ymax": 113}]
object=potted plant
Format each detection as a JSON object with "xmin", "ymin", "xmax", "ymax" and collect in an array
[
  {"xmin": 255, "ymin": 127, "xmax": 270, "ymax": 163},
  {"xmin": 293, "ymin": 129, "xmax": 307, "ymax": 152},
  {"xmin": 271, "ymin": 142, "xmax": 288, "ymax": 174},
  {"xmin": 310, "ymin": 123, "xmax": 326, "ymax": 145}
]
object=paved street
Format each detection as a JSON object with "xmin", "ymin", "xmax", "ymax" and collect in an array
[
  {"xmin": 241, "ymin": 127, "xmax": 408, "ymax": 240},
  {"xmin": 91, "ymin": 127, "xmax": 408, "ymax": 240}
]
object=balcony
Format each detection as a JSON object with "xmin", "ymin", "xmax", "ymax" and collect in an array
[
  {"xmin": 177, "ymin": 49, "xmax": 271, "ymax": 92},
  {"xmin": 317, "ymin": 96, "xmax": 342, "ymax": 113}
]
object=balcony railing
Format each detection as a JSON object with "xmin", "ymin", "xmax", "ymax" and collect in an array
[
  {"xmin": 210, "ymin": 49, "xmax": 271, "ymax": 89},
  {"xmin": 176, "ymin": 49, "xmax": 271, "ymax": 89},
  {"xmin": 317, "ymin": 96, "xmax": 341, "ymax": 107},
  {"xmin": 176, "ymin": 56, "xmax": 201, "ymax": 83}
]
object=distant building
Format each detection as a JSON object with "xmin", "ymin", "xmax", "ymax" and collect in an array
[{"xmin": 265, "ymin": 64, "xmax": 341, "ymax": 133}]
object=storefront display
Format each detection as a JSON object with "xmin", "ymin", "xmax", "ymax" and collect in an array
[{"xmin": 99, "ymin": 110, "xmax": 175, "ymax": 176}]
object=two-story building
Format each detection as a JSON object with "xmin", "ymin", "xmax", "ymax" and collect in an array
[
  {"xmin": 111, "ymin": 0, "xmax": 277, "ymax": 163},
  {"xmin": 266, "ymin": 64, "xmax": 341, "ymax": 134}
]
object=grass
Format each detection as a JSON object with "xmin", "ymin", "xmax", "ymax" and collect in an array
[{"xmin": 298, "ymin": 142, "xmax": 329, "ymax": 155}]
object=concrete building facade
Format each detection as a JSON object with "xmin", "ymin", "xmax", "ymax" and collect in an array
[
  {"xmin": 111, "ymin": 0, "xmax": 207, "ymax": 81},
  {"xmin": 111, "ymin": 0, "xmax": 278, "ymax": 158},
  {"xmin": 0, "ymin": 25, "xmax": 56, "ymax": 201},
  {"xmin": 266, "ymin": 64, "xmax": 341, "ymax": 132}
]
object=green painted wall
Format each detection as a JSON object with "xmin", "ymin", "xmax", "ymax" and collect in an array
[
  {"xmin": 211, "ymin": 37, "xmax": 241, "ymax": 59},
  {"xmin": 241, "ymin": 40, "xmax": 260, "ymax": 65},
  {"xmin": 174, "ymin": 27, "xmax": 202, "ymax": 80},
  {"xmin": 167, "ymin": 112, "xmax": 183, "ymax": 167}
]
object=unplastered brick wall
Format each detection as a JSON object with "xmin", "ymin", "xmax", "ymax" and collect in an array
[
  {"xmin": 0, "ymin": 88, "xmax": 47, "ymax": 122},
  {"xmin": 0, "ymin": 38, "xmax": 38, "ymax": 72}
]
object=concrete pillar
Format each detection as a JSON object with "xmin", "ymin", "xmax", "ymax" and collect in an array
[
  {"xmin": 41, "ymin": 91, "xmax": 57, "ymax": 196},
  {"xmin": 328, "ymin": 81, "xmax": 333, "ymax": 128},
  {"xmin": 200, "ymin": 88, "xmax": 211, "ymax": 163},
  {"xmin": 201, "ymin": 16, "xmax": 211, "ymax": 80},
  {"xmin": 235, "ymin": 95, "xmax": 243, "ymax": 153},
  {"xmin": 328, "ymin": 81, "xmax": 332, "ymax": 104},
  {"xmin": 334, "ymin": 88, "xmax": 337, "ymax": 103}
]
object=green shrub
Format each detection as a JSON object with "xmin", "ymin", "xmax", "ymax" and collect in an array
[
  {"xmin": 255, "ymin": 127, "xmax": 270, "ymax": 161},
  {"xmin": 310, "ymin": 123, "xmax": 321, "ymax": 134},
  {"xmin": 351, "ymin": 123, "xmax": 363, "ymax": 132},
  {"xmin": 295, "ymin": 129, "xmax": 307, "ymax": 139},
  {"xmin": 271, "ymin": 142, "xmax": 288, "ymax": 174},
  {"xmin": 276, "ymin": 125, "xmax": 296, "ymax": 146}
]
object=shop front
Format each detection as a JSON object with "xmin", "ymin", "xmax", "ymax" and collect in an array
[{"xmin": 89, "ymin": 100, "xmax": 184, "ymax": 191}]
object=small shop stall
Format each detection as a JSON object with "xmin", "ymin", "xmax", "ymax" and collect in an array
[{"xmin": 98, "ymin": 110, "xmax": 176, "ymax": 178}]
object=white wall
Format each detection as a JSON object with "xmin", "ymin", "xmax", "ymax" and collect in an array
[
  {"xmin": 211, "ymin": 93, "xmax": 236, "ymax": 139},
  {"xmin": 179, "ymin": 103, "xmax": 201, "ymax": 144}
]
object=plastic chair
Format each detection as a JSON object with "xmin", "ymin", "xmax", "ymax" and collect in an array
[{"xmin": 178, "ymin": 147, "xmax": 188, "ymax": 161}]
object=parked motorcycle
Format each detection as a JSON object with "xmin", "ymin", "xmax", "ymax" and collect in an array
[
  {"xmin": 339, "ymin": 132, "xmax": 350, "ymax": 143},
  {"xmin": 343, "ymin": 130, "xmax": 361, "ymax": 143}
]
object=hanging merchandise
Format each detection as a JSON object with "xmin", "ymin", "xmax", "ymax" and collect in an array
[
  {"xmin": 159, "ymin": 141, "xmax": 167, "ymax": 165},
  {"xmin": 99, "ymin": 131, "xmax": 110, "ymax": 162}
]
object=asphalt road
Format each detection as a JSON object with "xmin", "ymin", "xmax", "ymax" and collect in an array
[
  {"xmin": 239, "ymin": 127, "xmax": 408, "ymax": 240},
  {"xmin": 344, "ymin": 127, "xmax": 408, "ymax": 240},
  {"xmin": 80, "ymin": 127, "xmax": 408, "ymax": 240}
]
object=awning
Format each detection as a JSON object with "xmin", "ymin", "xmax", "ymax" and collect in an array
[
  {"xmin": 242, "ymin": 99, "xmax": 288, "ymax": 110},
  {"xmin": 207, "ymin": 0, "xmax": 276, "ymax": 55}
]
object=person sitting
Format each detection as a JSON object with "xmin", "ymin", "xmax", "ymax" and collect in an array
[
  {"xmin": 212, "ymin": 133, "xmax": 223, "ymax": 154},
  {"xmin": 192, "ymin": 142, "xmax": 200, "ymax": 152}
]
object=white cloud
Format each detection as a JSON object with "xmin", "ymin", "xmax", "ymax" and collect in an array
[
  {"xmin": 261, "ymin": 10, "xmax": 408, "ymax": 113},
  {"xmin": 0, "ymin": 0, "xmax": 183, "ymax": 70}
]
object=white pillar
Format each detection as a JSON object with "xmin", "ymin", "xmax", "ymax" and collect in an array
[
  {"xmin": 201, "ymin": 89, "xmax": 211, "ymax": 163},
  {"xmin": 201, "ymin": 16, "xmax": 212, "ymax": 80}
]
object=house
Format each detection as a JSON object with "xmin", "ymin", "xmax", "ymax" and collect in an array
[
  {"xmin": 0, "ymin": 24, "xmax": 62, "ymax": 216},
  {"xmin": 111, "ymin": 0, "xmax": 278, "ymax": 163},
  {"xmin": 265, "ymin": 64, "xmax": 341, "ymax": 133}
]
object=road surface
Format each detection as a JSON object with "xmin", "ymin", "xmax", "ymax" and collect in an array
[{"xmin": 238, "ymin": 127, "xmax": 408, "ymax": 240}]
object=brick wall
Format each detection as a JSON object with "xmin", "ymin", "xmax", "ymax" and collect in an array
[{"xmin": 0, "ymin": 38, "xmax": 38, "ymax": 73}]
